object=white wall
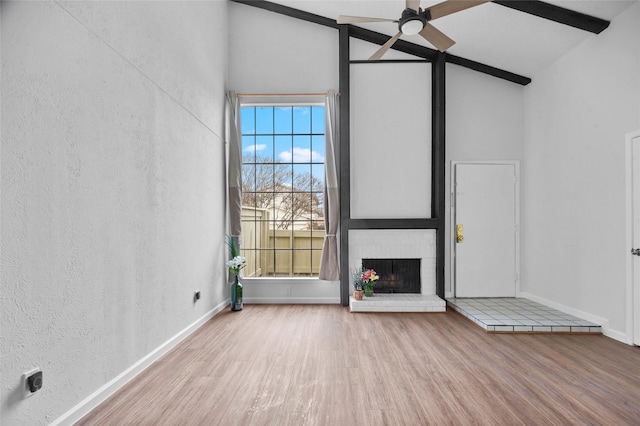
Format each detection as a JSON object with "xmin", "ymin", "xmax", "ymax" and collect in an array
[
  {"xmin": 0, "ymin": 2, "xmax": 228, "ymax": 424},
  {"xmin": 350, "ymin": 60, "xmax": 432, "ymax": 219},
  {"xmin": 228, "ymin": 2, "xmax": 338, "ymax": 94},
  {"xmin": 446, "ymin": 65, "xmax": 525, "ymax": 162},
  {"xmin": 445, "ymin": 64, "xmax": 525, "ymax": 295},
  {"xmin": 522, "ymin": 3, "xmax": 640, "ymax": 341}
]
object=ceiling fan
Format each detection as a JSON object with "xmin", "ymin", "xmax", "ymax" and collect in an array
[{"xmin": 337, "ymin": 0, "xmax": 491, "ymax": 60}]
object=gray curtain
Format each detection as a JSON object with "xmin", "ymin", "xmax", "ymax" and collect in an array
[
  {"xmin": 319, "ymin": 90, "xmax": 340, "ymax": 281},
  {"xmin": 226, "ymin": 91, "xmax": 242, "ymax": 255}
]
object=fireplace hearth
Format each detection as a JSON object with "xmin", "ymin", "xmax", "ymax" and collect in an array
[{"xmin": 362, "ymin": 258, "xmax": 420, "ymax": 294}]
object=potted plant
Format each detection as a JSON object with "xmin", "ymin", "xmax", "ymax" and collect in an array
[
  {"xmin": 362, "ymin": 268, "xmax": 379, "ymax": 297},
  {"xmin": 351, "ymin": 268, "xmax": 365, "ymax": 300}
]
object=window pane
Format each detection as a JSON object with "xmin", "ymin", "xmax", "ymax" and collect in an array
[
  {"xmin": 256, "ymin": 249, "xmax": 272, "ymax": 277},
  {"xmin": 313, "ymin": 194, "xmax": 323, "ymax": 216},
  {"xmin": 240, "ymin": 221, "xmax": 256, "ymax": 249},
  {"xmin": 255, "ymin": 135, "xmax": 274, "ymax": 162},
  {"xmin": 274, "ymin": 192, "xmax": 292, "ymax": 225},
  {"xmin": 291, "ymin": 195, "xmax": 311, "ymax": 223},
  {"xmin": 311, "ymin": 164, "xmax": 324, "ymax": 188},
  {"xmin": 293, "ymin": 106, "xmax": 311, "ymax": 134},
  {"xmin": 294, "ymin": 229, "xmax": 311, "ymax": 246},
  {"xmin": 241, "ymin": 189, "xmax": 257, "ymax": 209},
  {"xmin": 239, "ymin": 103, "xmax": 325, "ymax": 278},
  {"xmin": 311, "ymin": 231, "xmax": 324, "ymax": 247},
  {"xmin": 253, "ymin": 163, "xmax": 275, "ymax": 192},
  {"xmin": 293, "ymin": 163, "xmax": 310, "ymax": 185},
  {"xmin": 242, "ymin": 136, "xmax": 256, "ymax": 162},
  {"xmin": 311, "ymin": 248, "xmax": 322, "ymax": 273},
  {"xmin": 293, "ymin": 250, "xmax": 312, "ymax": 276},
  {"xmin": 276, "ymin": 164, "xmax": 293, "ymax": 188},
  {"xmin": 257, "ymin": 191, "xmax": 274, "ymax": 212},
  {"xmin": 274, "ymin": 249, "xmax": 292, "ymax": 276},
  {"xmin": 312, "ymin": 136, "xmax": 325, "ymax": 161},
  {"xmin": 242, "ymin": 163, "xmax": 255, "ymax": 184},
  {"xmin": 275, "ymin": 107, "xmax": 292, "ymax": 134},
  {"xmin": 275, "ymin": 136, "xmax": 292, "ymax": 163},
  {"xmin": 312, "ymin": 106, "xmax": 325, "ymax": 134},
  {"xmin": 293, "ymin": 135, "xmax": 312, "ymax": 163},
  {"xmin": 255, "ymin": 107, "xmax": 273, "ymax": 134},
  {"xmin": 240, "ymin": 107, "xmax": 255, "ymax": 134}
]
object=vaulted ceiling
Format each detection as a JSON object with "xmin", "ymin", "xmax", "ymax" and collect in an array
[{"xmin": 258, "ymin": 0, "xmax": 636, "ymax": 79}]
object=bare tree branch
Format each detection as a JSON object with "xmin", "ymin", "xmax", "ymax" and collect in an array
[{"xmin": 242, "ymin": 155, "xmax": 324, "ymax": 230}]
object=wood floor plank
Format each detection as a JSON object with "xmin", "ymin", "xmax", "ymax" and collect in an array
[{"xmin": 76, "ymin": 306, "xmax": 640, "ymax": 425}]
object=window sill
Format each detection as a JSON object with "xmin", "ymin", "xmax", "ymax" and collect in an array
[{"xmin": 240, "ymin": 277, "xmax": 331, "ymax": 285}]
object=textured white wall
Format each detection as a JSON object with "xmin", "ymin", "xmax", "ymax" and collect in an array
[
  {"xmin": 522, "ymin": 3, "xmax": 640, "ymax": 339},
  {"xmin": 1, "ymin": 1, "xmax": 228, "ymax": 424},
  {"xmin": 228, "ymin": 2, "xmax": 338, "ymax": 94}
]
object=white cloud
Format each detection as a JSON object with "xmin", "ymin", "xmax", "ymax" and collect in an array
[
  {"xmin": 279, "ymin": 147, "xmax": 324, "ymax": 163},
  {"xmin": 243, "ymin": 144, "xmax": 267, "ymax": 152}
]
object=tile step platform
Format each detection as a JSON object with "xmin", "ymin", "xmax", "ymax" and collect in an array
[
  {"xmin": 447, "ymin": 297, "xmax": 602, "ymax": 334},
  {"xmin": 349, "ymin": 293, "xmax": 446, "ymax": 313}
]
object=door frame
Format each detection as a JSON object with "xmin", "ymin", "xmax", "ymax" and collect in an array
[
  {"xmin": 625, "ymin": 130, "xmax": 640, "ymax": 346},
  {"xmin": 449, "ymin": 160, "xmax": 521, "ymax": 299}
]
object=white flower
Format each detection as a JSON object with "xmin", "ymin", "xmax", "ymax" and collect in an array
[{"xmin": 227, "ymin": 256, "xmax": 246, "ymax": 274}]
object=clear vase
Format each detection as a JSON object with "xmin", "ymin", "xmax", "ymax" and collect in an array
[{"xmin": 230, "ymin": 275, "xmax": 243, "ymax": 311}]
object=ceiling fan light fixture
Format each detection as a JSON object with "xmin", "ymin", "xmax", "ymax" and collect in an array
[{"xmin": 399, "ymin": 8, "xmax": 426, "ymax": 35}]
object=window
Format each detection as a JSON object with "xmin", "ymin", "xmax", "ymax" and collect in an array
[{"xmin": 240, "ymin": 105, "xmax": 325, "ymax": 277}]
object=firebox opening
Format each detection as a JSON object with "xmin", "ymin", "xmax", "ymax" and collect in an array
[{"xmin": 362, "ymin": 258, "xmax": 421, "ymax": 294}]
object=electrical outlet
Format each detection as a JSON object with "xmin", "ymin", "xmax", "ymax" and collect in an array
[{"xmin": 22, "ymin": 368, "xmax": 42, "ymax": 398}]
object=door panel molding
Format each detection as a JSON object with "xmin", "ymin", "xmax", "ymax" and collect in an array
[{"xmin": 450, "ymin": 161, "xmax": 520, "ymax": 298}]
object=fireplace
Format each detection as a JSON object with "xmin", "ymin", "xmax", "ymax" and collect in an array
[
  {"xmin": 362, "ymin": 258, "xmax": 421, "ymax": 293},
  {"xmin": 349, "ymin": 229, "xmax": 436, "ymax": 295},
  {"xmin": 348, "ymin": 230, "xmax": 444, "ymax": 312}
]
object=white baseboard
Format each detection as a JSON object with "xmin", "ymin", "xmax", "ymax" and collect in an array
[
  {"xmin": 50, "ymin": 300, "xmax": 228, "ymax": 426},
  {"xmin": 518, "ymin": 292, "xmax": 628, "ymax": 343},
  {"xmin": 244, "ymin": 297, "xmax": 340, "ymax": 304}
]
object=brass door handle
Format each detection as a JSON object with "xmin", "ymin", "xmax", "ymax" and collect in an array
[{"xmin": 456, "ymin": 224, "xmax": 464, "ymax": 243}]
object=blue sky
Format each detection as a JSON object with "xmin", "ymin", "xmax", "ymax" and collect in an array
[{"xmin": 240, "ymin": 106, "xmax": 325, "ymax": 165}]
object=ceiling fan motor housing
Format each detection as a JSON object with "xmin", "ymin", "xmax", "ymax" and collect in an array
[{"xmin": 399, "ymin": 8, "xmax": 427, "ymax": 35}]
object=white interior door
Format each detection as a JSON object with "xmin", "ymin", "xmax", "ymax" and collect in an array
[
  {"xmin": 454, "ymin": 162, "xmax": 518, "ymax": 297},
  {"xmin": 630, "ymin": 133, "xmax": 640, "ymax": 345}
]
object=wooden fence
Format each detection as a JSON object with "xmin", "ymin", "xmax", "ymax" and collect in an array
[{"xmin": 241, "ymin": 207, "xmax": 324, "ymax": 277}]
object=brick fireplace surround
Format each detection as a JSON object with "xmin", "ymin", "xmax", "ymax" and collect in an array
[{"xmin": 348, "ymin": 229, "xmax": 446, "ymax": 312}]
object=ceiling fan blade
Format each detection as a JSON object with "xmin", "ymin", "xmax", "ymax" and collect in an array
[
  {"xmin": 337, "ymin": 15, "xmax": 396, "ymax": 24},
  {"xmin": 426, "ymin": 0, "xmax": 490, "ymax": 20},
  {"xmin": 419, "ymin": 23, "xmax": 455, "ymax": 52},
  {"xmin": 369, "ymin": 32, "xmax": 403, "ymax": 60},
  {"xmin": 406, "ymin": 0, "xmax": 421, "ymax": 13}
]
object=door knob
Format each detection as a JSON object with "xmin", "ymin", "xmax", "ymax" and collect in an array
[
  {"xmin": 456, "ymin": 224, "xmax": 464, "ymax": 243},
  {"xmin": 632, "ymin": 248, "xmax": 640, "ymax": 256}
]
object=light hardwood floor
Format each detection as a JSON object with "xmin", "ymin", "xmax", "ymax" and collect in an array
[{"xmin": 77, "ymin": 305, "xmax": 640, "ymax": 425}]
